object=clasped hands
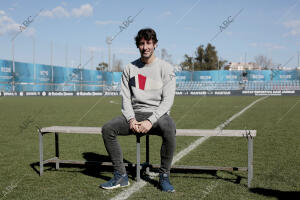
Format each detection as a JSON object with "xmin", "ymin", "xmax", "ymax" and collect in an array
[{"xmin": 129, "ymin": 118, "xmax": 152, "ymax": 134}]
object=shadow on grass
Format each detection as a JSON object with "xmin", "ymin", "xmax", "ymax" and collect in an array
[
  {"xmin": 30, "ymin": 152, "xmax": 134, "ymax": 181},
  {"xmin": 30, "ymin": 153, "xmax": 249, "ymax": 189},
  {"xmin": 142, "ymin": 169, "xmax": 220, "ymax": 191},
  {"xmin": 250, "ymin": 188, "xmax": 300, "ymax": 200},
  {"xmin": 169, "ymin": 170, "xmax": 245, "ymax": 185},
  {"xmin": 139, "ymin": 168, "xmax": 246, "ymax": 190}
]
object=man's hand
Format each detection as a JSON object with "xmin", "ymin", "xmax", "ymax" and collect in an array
[
  {"xmin": 129, "ymin": 118, "xmax": 140, "ymax": 133},
  {"xmin": 137, "ymin": 120, "xmax": 152, "ymax": 134}
]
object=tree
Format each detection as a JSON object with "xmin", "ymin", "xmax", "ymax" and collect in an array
[
  {"xmin": 205, "ymin": 44, "xmax": 218, "ymax": 69},
  {"xmin": 180, "ymin": 54, "xmax": 193, "ymax": 71},
  {"xmin": 97, "ymin": 62, "xmax": 108, "ymax": 71},
  {"xmin": 194, "ymin": 45, "xmax": 206, "ymax": 70},
  {"xmin": 218, "ymin": 58, "xmax": 228, "ymax": 70},
  {"xmin": 180, "ymin": 43, "xmax": 225, "ymax": 71},
  {"xmin": 254, "ymin": 55, "xmax": 273, "ymax": 69}
]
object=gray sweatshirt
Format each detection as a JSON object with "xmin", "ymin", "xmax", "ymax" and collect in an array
[{"xmin": 121, "ymin": 57, "xmax": 176, "ymax": 124}]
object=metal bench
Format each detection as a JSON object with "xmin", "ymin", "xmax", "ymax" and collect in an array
[{"xmin": 37, "ymin": 126, "xmax": 256, "ymax": 188}]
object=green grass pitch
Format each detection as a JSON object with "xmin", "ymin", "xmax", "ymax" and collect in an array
[{"xmin": 0, "ymin": 96, "xmax": 299, "ymax": 199}]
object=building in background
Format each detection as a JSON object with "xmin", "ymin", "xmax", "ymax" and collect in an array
[{"xmin": 225, "ymin": 62, "xmax": 261, "ymax": 71}]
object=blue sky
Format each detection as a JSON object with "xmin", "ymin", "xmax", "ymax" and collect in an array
[{"xmin": 0, "ymin": 0, "xmax": 300, "ymax": 70}]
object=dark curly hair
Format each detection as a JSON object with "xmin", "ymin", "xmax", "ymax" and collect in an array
[{"xmin": 135, "ymin": 28, "xmax": 158, "ymax": 47}]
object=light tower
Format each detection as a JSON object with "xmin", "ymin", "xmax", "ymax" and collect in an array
[{"xmin": 106, "ymin": 36, "xmax": 112, "ymax": 71}]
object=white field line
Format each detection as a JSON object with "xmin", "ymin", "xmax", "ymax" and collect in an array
[
  {"xmin": 175, "ymin": 96, "xmax": 204, "ymax": 126},
  {"xmin": 110, "ymin": 96, "xmax": 267, "ymax": 200},
  {"xmin": 172, "ymin": 96, "xmax": 268, "ymax": 165},
  {"xmin": 109, "ymin": 100, "xmax": 121, "ymax": 105},
  {"xmin": 76, "ymin": 96, "xmax": 105, "ymax": 123},
  {"xmin": 276, "ymin": 100, "xmax": 300, "ymax": 124},
  {"xmin": 110, "ymin": 181, "xmax": 148, "ymax": 200}
]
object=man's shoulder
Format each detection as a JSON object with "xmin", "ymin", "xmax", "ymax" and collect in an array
[
  {"xmin": 123, "ymin": 59, "xmax": 141, "ymax": 71},
  {"xmin": 130, "ymin": 58, "xmax": 141, "ymax": 66},
  {"xmin": 155, "ymin": 58, "xmax": 173, "ymax": 72}
]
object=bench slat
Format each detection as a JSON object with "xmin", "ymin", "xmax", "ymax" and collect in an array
[
  {"xmin": 41, "ymin": 126, "xmax": 102, "ymax": 134},
  {"xmin": 156, "ymin": 164, "xmax": 248, "ymax": 171},
  {"xmin": 176, "ymin": 129, "xmax": 256, "ymax": 137},
  {"xmin": 40, "ymin": 126, "xmax": 256, "ymax": 137}
]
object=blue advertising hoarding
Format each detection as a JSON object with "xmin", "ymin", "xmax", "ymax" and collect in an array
[
  {"xmin": 1, "ymin": 59, "xmax": 300, "ymax": 92},
  {"xmin": 0, "ymin": 60, "xmax": 13, "ymax": 83},
  {"xmin": 15, "ymin": 61, "xmax": 34, "ymax": 83},
  {"xmin": 175, "ymin": 71, "xmax": 191, "ymax": 82},
  {"xmin": 271, "ymin": 69, "xmax": 298, "ymax": 81},
  {"xmin": 221, "ymin": 70, "xmax": 242, "ymax": 82}
]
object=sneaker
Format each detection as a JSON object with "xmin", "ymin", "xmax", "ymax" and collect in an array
[
  {"xmin": 159, "ymin": 173, "xmax": 175, "ymax": 192},
  {"xmin": 100, "ymin": 171, "xmax": 130, "ymax": 189}
]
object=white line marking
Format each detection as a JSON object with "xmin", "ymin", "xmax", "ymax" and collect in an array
[
  {"xmin": 216, "ymin": 96, "xmax": 269, "ymax": 130},
  {"xmin": 276, "ymin": 100, "xmax": 300, "ymax": 124},
  {"xmin": 77, "ymin": 96, "xmax": 105, "ymax": 123},
  {"xmin": 175, "ymin": 96, "xmax": 204, "ymax": 126},
  {"xmin": 172, "ymin": 96, "xmax": 268, "ymax": 165},
  {"xmin": 109, "ymin": 100, "xmax": 120, "ymax": 105},
  {"xmin": 110, "ymin": 181, "xmax": 147, "ymax": 200},
  {"xmin": 171, "ymin": 136, "xmax": 209, "ymax": 165},
  {"xmin": 110, "ymin": 96, "xmax": 267, "ymax": 200}
]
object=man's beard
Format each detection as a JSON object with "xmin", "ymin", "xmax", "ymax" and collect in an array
[{"xmin": 141, "ymin": 50, "xmax": 153, "ymax": 59}]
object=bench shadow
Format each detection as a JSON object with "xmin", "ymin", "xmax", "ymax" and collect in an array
[
  {"xmin": 31, "ymin": 155, "xmax": 247, "ymax": 188},
  {"xmin": 249, "ymin": 188, "xmax": 300, "ymax": 200},
  {"xmin": 30, "ymin": 152, "xmax": 134, "ymax": 181},
  {"xmin": 139, "ymin": 168, "xmax": 245, "ymax": 190},
  {"xmin": 171, "ymin": 169, "xmax": 246, "ymax": 184}
]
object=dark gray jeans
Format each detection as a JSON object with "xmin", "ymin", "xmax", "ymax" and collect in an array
[{"xmin": 101, "ymin": 112, "xmax": 176, "ymax": 175}]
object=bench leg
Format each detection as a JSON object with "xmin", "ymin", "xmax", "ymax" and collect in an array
[
  {"xmin": 248, "ymin": 136, "xmax": 253, "ymax": 188},
  {"xmin": 55, "ymin": 133, "xmax": 59, "ymax": 170},
  {"xmin": 39, "ymin": 130, "xmax": 43, "ymax": 176},
  {"xmin": 146, "ymin": 134, "xmax": 150, "ymax": 174},
  {"xmin": 136, "ymin": 135, "xmax": 141, "ymax": 182}
]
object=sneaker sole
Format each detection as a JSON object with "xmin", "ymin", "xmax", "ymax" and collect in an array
[
  {"xmin": 100, "ymin": 182, "xmax": 130, "ymax": 190},
  {"xmin": 162, "ymin": 188, "xmax": 175, "ymax": 193}
]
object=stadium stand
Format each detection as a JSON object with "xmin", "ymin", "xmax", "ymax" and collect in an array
[{"xmin": 1, "ymin": 59, "xmax": 300, "ymax": 93}]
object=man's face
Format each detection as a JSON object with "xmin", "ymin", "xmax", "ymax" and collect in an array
[{"xmin": 138, "ymin": 38, "xmax": 156, "ymax": 59}]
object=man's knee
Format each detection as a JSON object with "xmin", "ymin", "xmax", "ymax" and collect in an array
[
  {"xmin": 101, "ymin": 115, "xmax": 129, "ymax": 140},
  {"xmin": 157, "ymin": 115, "xmax": 176, "ymax": 137},
  {"xmin": 102, "ymin": 121, "xmax": 117, "ymax": 140}
]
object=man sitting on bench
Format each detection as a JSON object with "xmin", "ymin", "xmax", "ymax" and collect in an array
[{"xmin": 100, "ymin": 28, "xmax": 176, "ymax": 192}]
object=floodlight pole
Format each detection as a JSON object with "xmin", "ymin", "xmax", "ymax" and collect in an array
[
  {"xmin": 108, "ymin": 41, "xmax": 112, "ymax": 71},
  {"xmin": 51, "ymin": 41, "xmax": 54, "ymax": 91},
  {"xmin": 106, "ymin": 36, "xmax": 113, "ymax": 86},
  {"xmin": 106, "ymin": 36, "xmax": 113, "ymax": 70},
  {"xmin": 33, "ymin": 36, "xmax": 36, "ymax": 81},
  {"xmin": 91, "ymin": 50, "xmax": 94, "ymax": 70},
  {"xmin": 80, "ymin": 47, "xmax": 82, "ymax": 92},
  {"xmin": 80, "ymin": 47, "xmax": 82, "ymax": 66},
  {"xmin": 298, "ymin": 51, "xmax": 300, "ymax": 68},
  {"xmin": 11, "ymin": 39, "xmax": 15, "ymax": 93},
  {"xmin": 65, "ymin": 43, "xmax": 68, "ymax": 68},
  {"xmin": 191, "ymin": 60, "xmax": 194, "ymax": 81}
]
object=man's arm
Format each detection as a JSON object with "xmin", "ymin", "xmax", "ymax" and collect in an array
[
  {"xmin": 121, "ymin": 66, "xmax": 141, "ymax": 133},
  {"xmin": 147, "ymin": 64, "xmax": 176, "ymax": 125},
  {"xmin": 121, "ymin": 66, "xmax": 135, "ymax": 122}
]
